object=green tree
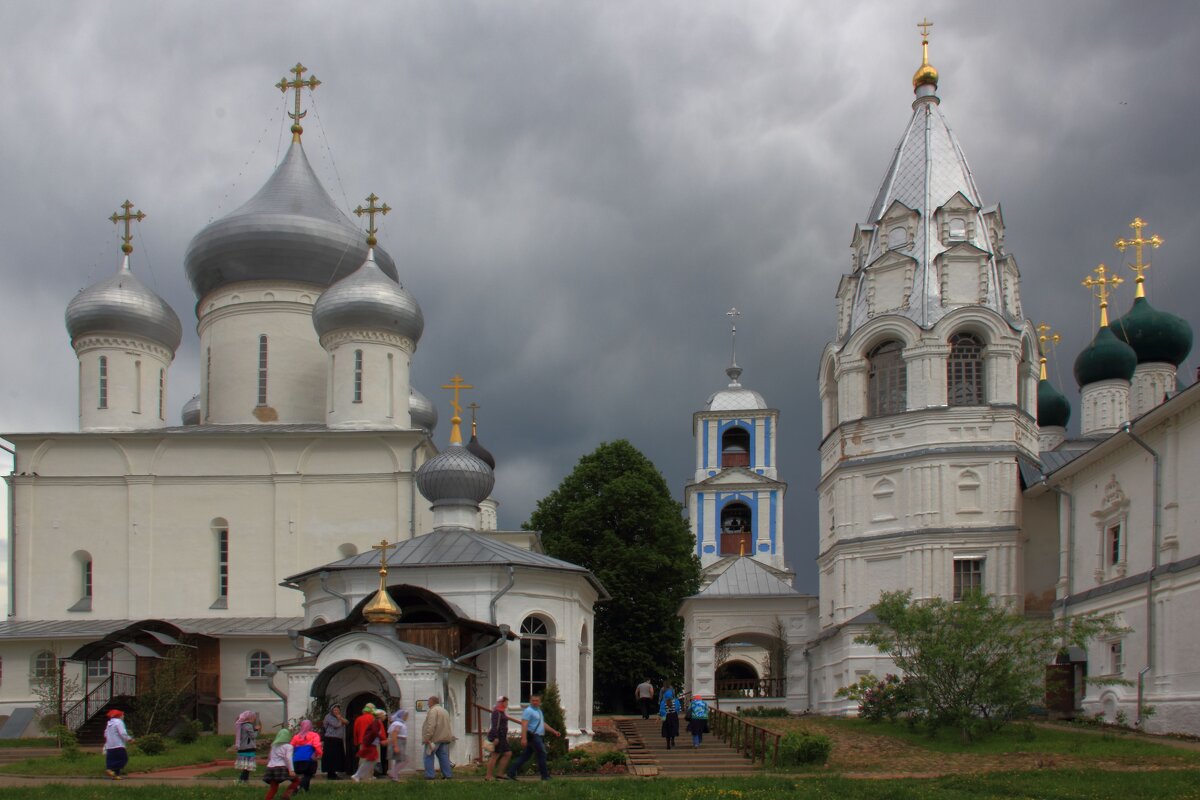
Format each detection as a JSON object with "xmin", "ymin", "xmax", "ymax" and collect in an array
[
  {"xmin": 131, "ymin": 646, "xmax": 195, "ymax": 735},
  {"xmin": 541, "ymin": 683, "xmax": 569, "ymax": 759},
  {"xmin": 526, "ymin": 440, "xmax": 701, "ymax": 712},
  {"xmin": 857, "ymin": 590, "xmax": 1126, "ymax": 741}
]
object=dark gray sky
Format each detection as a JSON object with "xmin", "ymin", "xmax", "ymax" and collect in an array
[{"xmin": 2, "ymin": 1, "xmax": 1197, "ymax": 594}]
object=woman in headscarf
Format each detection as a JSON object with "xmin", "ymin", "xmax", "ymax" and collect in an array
[
  {"xmin": 289, "ymin": 719, "xmax": 323, "ymax": 792},
  {"xmin": 320, "ymin": 703, "xmax": 348, "ymax": 780},
  {"xmin": 350, "ymin": 708, "xmax": 386, "ymax": 782},
  {"xmin": 659, "ymin": 683, "xmax": 680, "ymax": 750},
  {"xmin": 686, "ymin": 694, "xmax": 710, "ymax": 748},
  {"xmin": 235, "ymin": 710, "xmax": 262, "ymax": 785},
  {"xmin": 102, "ymin": 709, "xmax": 133, "ymax": 780},
  {"xmin": 386, "ymin": 709, "xmax": 409, "ymax": 781},
  {"xmin": 262, "ymin": 727, "xmax": 298, "ymax": 799},
  {"xmin": 484, "ymin": 695, "xmax": 512, "ymax": 781}
]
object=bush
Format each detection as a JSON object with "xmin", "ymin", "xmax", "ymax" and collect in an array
[
  {"xmin": 541, "ymin": 685, "xmax": 569, "ymax": 760},
  {"xmin": 779, "ymin": 730, "xmax": 832, "ymax": 766},
  {"xmin": 837, "ymin": 673, "xmax": 915, "ymax": 722},
  {"xmin": 596, "ymin": 750, "xmax": 627, "ymax": 765},
  {"xmin": 173, "ymin": 719, "xmax": 203, "ymax": 744},
  {"xmin": 135, "ymin": 733, "xmax": 169, "ymax": 756},
  {"xmin": 46, "ymin": 726, "xmax": 82, "ymax": 761},
  {"xmin": 738, "ymin": 706, "xmax": 791, "ymax": 718}
]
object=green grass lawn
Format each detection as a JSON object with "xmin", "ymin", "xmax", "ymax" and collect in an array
[
  {"xmin": 823, "ymin": 717, "xmax": 1200, "ymax": 760},
  {"xmin": 0, "ymin": 735, "xmax": 233, "ymax": 776},
  {"xmin": 2, "ymin": 771, "xmax": 1200, "ymax": 798}
]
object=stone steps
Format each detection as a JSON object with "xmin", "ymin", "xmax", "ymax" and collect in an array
[{"xmin": 617, "ymin": 718, "xmax": 760, "ymax": 776}]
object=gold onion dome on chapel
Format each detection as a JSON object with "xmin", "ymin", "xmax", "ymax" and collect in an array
[
  {"xmin": 913, "ymin": 18, "xmax": 939, "ymax": 89},
  {"xmin": 362, "ymin": 539, "xmax": 403, "ymax": 624}
]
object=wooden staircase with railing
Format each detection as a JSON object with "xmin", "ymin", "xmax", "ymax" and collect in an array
[{"xmin": 64, "ymin": 672, "xmax": 137, "ymax": 744}]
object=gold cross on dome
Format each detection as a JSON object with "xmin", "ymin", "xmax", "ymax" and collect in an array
[
  {"xmin": 276, "ymin": 62, "xmax": 321, "ymax": 141},
  {"xmin": 440, "ymin": 374, "xmax": 474, "ymax": 445},
  {"xmin": 917, "ymin": 17, "xmax": 934, "ymax": 41},
  {"xmin": 370, "ymin": 539, "xmax": 393, "ymax": 577},
  {"xmin": 110, "ymin": 200, "xmax": 145, "ymax": 255},
  {"xmin": 1113, "ymin": 216, "xmax": 1162, "ymax": 298},
  {"xmin": 1082, "ymin": 264, "xmax": 1124, "ymax": 328},
  {"xmin": 353, "ymin": 193, "xmax": 391, "ymax": 247},
  {"xmin": 1036, "ymin": 322, "xmax": 1061, "ymax": 380}
]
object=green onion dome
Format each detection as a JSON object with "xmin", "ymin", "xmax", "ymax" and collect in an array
[
  {"xmin": 1036, "ymin": 379, "xmax": 1071, "ymax": 428},
  {"xmin": 1110, "ymin": 296, "xmax": 1193, "ymax": 366},
  {"xmin": 1074, "ymin": 325, "xmax": 1137, "ymax": 388}
]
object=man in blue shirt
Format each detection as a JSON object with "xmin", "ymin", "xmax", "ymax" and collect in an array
[{"xmin": 502, "ymin": 694, "xmax": 562, "ymax": 781}]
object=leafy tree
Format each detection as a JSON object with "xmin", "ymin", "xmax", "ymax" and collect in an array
[
  {"xmin": 526, "ymin": 440, "xmax": 701, "ymax": 712},
  {"xmin": 857, "ymin": 590, "xmax": 1126, "ymax": 741},
  {"xmin": 131, "ymin": 646, "xmax": 195, "ymax": 735},
  {"xmin": 541, "ymin": 683, "xmax": 569, "ymax": 759},
  {"xmin": 29, "ymin": 650, "xmax": 82, "ymax": 737}
]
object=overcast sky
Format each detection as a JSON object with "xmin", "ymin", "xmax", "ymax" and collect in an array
[{"xmin": 1, "ymin": 1, "xmax": 1197, "ymax": 595}]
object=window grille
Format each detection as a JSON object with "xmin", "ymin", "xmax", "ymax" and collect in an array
[
  {"xmin": 248, "ymin": 650, "xmax": 271, "ymax": 678},
  {"xmin": 867, "ymin": 341, "xmax": 906, "ymax": 416},
  {"xmin": 953, "ymin": 558, "xmax": 983, "ymax": 600},
  {"xmin": 98, "ymin": 357, "xmax": 108, "ymax": 409},
  {"xmin": 520, "ymin": 616, "xmax": 551, "ymax": 702},
  {"xmin": 948, "ymin": 333, "xmax": 985, "ymax": 406},
  {"xmin": 353, "ymin": 350, "xmax": 364, "ymax": 404},
  {"xmin": 257, "ymin": 335, "xmax": 268, "ymax": 406},
  {"xmin": 217, "ymin": 529, "xmax": 229, "ymax": 600}
]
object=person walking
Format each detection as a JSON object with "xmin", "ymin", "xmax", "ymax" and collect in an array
[
  {"xmin": 503, "ymin": 694, "xmax": 561, "ymax": 782},
  {"xmin": 659, "ymin": 684, "xmax": 680, "ymax": 750},
  {"xmin": 235, "ymin": 710, "xmax": 262, "ymax": 785},
  {"xmin": 320, "ymin": 703, "xmax": 347, "ymax": 780},
  {"xmin": 102, "ymin": 709, "xmax": 133, "ymax": 780},
  {"xmin": 289, "ymin": 719, "xmax": 322, "ymax": 792},
  {"xmin": 484, "ymin": 696, "xmax": 513, "ymax": 781},
  {"xmin": 386, "ymin": 709, "xmax": 409, "ymax": 781},
  {"xmin": 351, "ymin": 709, "xmax": 385, "ymax": 783},
  {"xmin": 262, "ymin": 727, "xmax": 299, "ymax": 800},
  {"xmin": 635, "ymin": 678, "xmax": 655, "ymax": 719},
  {"xmin": 421, "ymin": 695, "xmax": 454, "ymax": 779},
  {"xmin": 686, "ymin": 694, "xmax": 709, "ymax": 748}
]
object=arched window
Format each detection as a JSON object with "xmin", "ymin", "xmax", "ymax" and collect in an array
[
  {"xmin": 871, "ymin": 478, "xmax": 897, "ymax": 522},
  {"xmin": 948, "ymin": 333, "xmax": 985, "ymax": 406},
  {"xmin": 887, "ymin": 226, "xmax": 907, "ymax": 249},
  {"xmin": 948, "ymin": 218, "xmax": 967, "ymax": 240},
  {"xmin": 98, "ymin": 356, "xmax": 109, "ymax": 409},
  {"xmin": 867, "ymin": 341, "xmax": 906, "ymax": 416},
  {"xmin": 32, "ymin": 650, "xmax": 56, "ymax": 680},
  {"xmin": 257, "ymin": 335, "xmax": 269, "ymax": 406},
  {"xmin": 520, "ymin": 615, "xmax": 553, "ymax": 703},
  {"xmin": 353, "ymin": 349, "xmax": 364, "ymax": 404},
  {"xmin": 720, "ymin": 427, "xmax": 750, "ymax": 468},
  {"xmin": 720, "ymin": 502, "xmax": 753, "ymax": 556},
  {"xmin": 248, "ymin": 650, "xmax": 271, "ymax": 678},
  {"xmin": 204, "ymin": 347, "xmax": 212, "ymax": 421}
]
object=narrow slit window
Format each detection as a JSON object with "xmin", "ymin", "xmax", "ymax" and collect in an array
[
  {"xmin": 386, "ymin": 353, "xmax": 395, "ymax": 418},
  {"xmin": 217, "ymin": 528, "xmax": 229, "ymax": 600},
  {"xmin": 98, "ymin": 356, "xmax": 108, "ymax": 409},
  {"xmin": 353, "ymin": 349, "xmax": 363, "ymax": 404},
  {"xmin": 83, "ymin": 558, "xmax": 93, "ymax": 599},
  {"xmin": 157, "ymin": 369, "xmax": 165, "ymax": 420},
  {"xmin": 204, "ymin": 347, "xmax": 211, "ymax": 421},
  {"xmin": 257, "ymin": 335, "xmax": 268, "ymax": 406},
  {"xmin": 134, "ymin": 360, "xmax": 142, "ymax": 413}
]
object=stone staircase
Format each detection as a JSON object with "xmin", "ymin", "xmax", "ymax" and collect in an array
[{"xmin": 615, "ymin": 717, "xmax": 760, "ymax": 777}]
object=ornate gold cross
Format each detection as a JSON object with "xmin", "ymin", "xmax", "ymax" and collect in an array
[
  {"xmin": 276, "ymin": 62, "xmax": 321, "ymax": 141},
  {"xmin": 468, "ymin": 401, "xmax": 480, "ymax": 437},
  {"xmin": 1113, "ymin": 216, "xmax": 1162, "ymax": 298},
  {"xmin": 441, "ymin": 374, "xmax": 474, "ymax": 445},
  {"xmin": 1036, "ymin": 323, "xmax": 1061, "ymax": 380},
  {"xmin": 353, "ymin": 193, "xmax": 391, "ymax": 247},
  {"xmin": 1082, "ymin": 264, "xmax": 1123, "ymax": 328},
  {"xmin": 370, "ymin": 538, "xmax": 393, "ymax": 578},
  {"xmin": 110, "ymin": 200, "xmax": 145, "ymax": 256}
]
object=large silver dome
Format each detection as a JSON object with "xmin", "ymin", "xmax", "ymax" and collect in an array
[
  {"xmin": 184, "ymin": 140, "xmax": 399, "ymax": 300},
  {"xmin": 311, "ymin": 251, "xmax": 423, "ymax": 342},
  {"xmin": 410, "ymin": 387, "xmax": 438, "ymax": 434},
  {"xmin": 181, "ymin": 393, "xmax": 201, "ymax": 425},
  {"xmin": 706, "ymin": 365, "xmax": 767, "ymax": 411},
  {"xmin": 66, "ymin": 258, "xmax": 182, "ymax": 352},
  {"xmin": 416, "ymin": 446, "xmax": 494, "ymax": 506}
]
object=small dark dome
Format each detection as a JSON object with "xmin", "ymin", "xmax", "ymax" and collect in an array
[
  {"xmin": 466, "ymin": 434, "xmax": 496, "ymax": 470},
  {"xmin": 1036, "ymin": 379, "xmax": 1070, "ymax": 428},
  {"xmin": 1074, "ymin": 325, "xmax": 1137, "ymax": 388},
  {"xmin": 1110, "ymin": 296, "xmax": 1193, "ymax": 366},
  {"xmin": 184, "ymin": 141, "xmax": 399, "ymax": 300},
  {"xmin": 416, "ymin": 446, "xmax": 494, "ymax": 506},
  {"xmin": 181, "ymin": 394, "xmax": 201, "ymax": 426},
  {"xmin": 409, "ymin": 387, "xmax": 438, "ymax": 434},
  {"xmin": 311, "ymin": 251, "xmax": 423, "ymax": 342},
  {"xmin": 66, "ymin": 259, "xmax": 182, "ymax": 352}
]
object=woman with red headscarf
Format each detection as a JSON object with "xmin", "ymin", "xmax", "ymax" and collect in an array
[
  {"xmin": 103, "ymin": 709, "xmax": 134, "ymax": 780},
  {"xmin": 289, "ymin": 719, "xmax": 323, "ymax": 792}
]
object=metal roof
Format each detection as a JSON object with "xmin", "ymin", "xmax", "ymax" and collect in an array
[
  {"xmin": 65, "ymin": 256, "xmax": 182, "ymax": 351},
  {"xmin": 692, "ymin": 558, "xmax": 799, "ymax": 598},
  {"xmin": 0, "ymin": 617, "xmax": 302, "ymax": 640}
]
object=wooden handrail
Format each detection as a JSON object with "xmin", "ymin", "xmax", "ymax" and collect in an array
[{"xmin": 707, "ymin": 707, "xmax": 783, "ymax": 766}]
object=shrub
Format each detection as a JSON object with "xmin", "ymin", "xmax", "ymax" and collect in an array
[
  {"xmin": 837, "ymin": 673, "xmax": 916, "ymax": 722},
  {"xmin": 135, "ymin": 733, "xmax": 169, "ymax": 756},
  {"xmin": 779, "ymin": 730, "xmax": 832, "ymax": 766},
  {"xmin": 173, "ymin": 719, "xmax": 203, "ymax": 744},
  {"xmin": 541, "ymin": 685, "xmax": 569, "ymax": 760},
  {"xmin": 47, "ymin": 726, "xmax": 81, "ymax": 760},
  {"xmin": 738, "ymin": 706, "xmax": 790, "ymax": 718},
  {"xmin": 596, "ymin": 750, "xmax": 627, "ymax": 765}
]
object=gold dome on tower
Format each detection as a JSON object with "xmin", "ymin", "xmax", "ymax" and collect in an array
[{"xmin": 913, "ymin": 18, "xmax": 939, "ymax": 89}]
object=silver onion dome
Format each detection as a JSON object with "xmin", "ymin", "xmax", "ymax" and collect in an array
[
  {"xmin": 416, "ymin": 446, "xmax": 495, "ymax": 506},
  {"xmin": 706, "ymin": 365, "xmax": 767, "ymax": 411},
  {"xmin": 311, "ymin": 250, "xmax": 423, "ymax": 342},
  {"xmin": 181, "ymin": 393, "xmax": 201, "ymax": 425},
  {"xmin": 183, "ymin": 140, "xmax": 399, "ymax": 299},
  {"xmin": 66, "ymin": 257, "xmax": 183, "ymax": 352},
  {"xmin": 410, "ymin": 387, "xmax": 439, "ymax": 434}
]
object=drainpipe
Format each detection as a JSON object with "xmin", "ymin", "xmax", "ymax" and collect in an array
[
  {"xmin": 318, "ymin": 571, "xmax": 350, "ymax": 618},
  {"xmin": 452, "ymin": 567, "xmax": 516, "ymax": 701},
  {"xmin": 410, "ymin": 436, "xmax": 428, "ymax": 538},
  {"xmin": 1041, "ymin": 480, "xmax": 1075, "ymax": 600},
  {"xmin": 1122, "ymin": 422, "xmax": 1160, "ymax": 729},
  {"xmin": 1, "ymin": 439, "xmax": 15, "ymax": 618},
  {"xmin": 804, "ymin": 648, "xmax": 813, "ymax": 713},
  {"xmin": 490, "ymin": 566, "xmax": 516, "ymax": 625},
  {"xmin": 263, "ymin": 664, "xmax": 288, "ymax": 727},
  {"xmin": 287, "ymin": 629, "xmax": 320, "ymax": 657}
]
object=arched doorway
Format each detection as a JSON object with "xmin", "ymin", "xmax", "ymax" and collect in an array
[
  {"xmin": 720, "ymin": 502, "xmax": 753, "ymax": 556},
  {"xmin": 714, "ymin": 632, "xmax": 786, "ymax": 698}
]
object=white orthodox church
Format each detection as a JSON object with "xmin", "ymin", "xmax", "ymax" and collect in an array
[
  {"xmin": 679, "ymin": 32, "xmax": 1200, "ymax": 736},
  {"xmin": 0, "ymin": 71, "xmax": 603, "ymax": 757}
]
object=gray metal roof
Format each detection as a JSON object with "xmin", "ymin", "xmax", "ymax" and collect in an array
[
  {"xmin": 693, "ymin": 557, "xmax": 798, "ymax": 598},
  {"xmin": 706, "ymin": 366, "xmax": 767, "ymax": 411},
  {"xmin": 286, "ymin": 528, "xmax": 608, "ymax": 598},
  {"xmin": 1038, "ymin": 438, "xmax": 1104, "ymax": 475},
  {"xmin": 180, "ymin": 394, "xmax": 201, "ymax": 426},
  {"xmin": 184, "ymin": 140, "xmax": 399, "ymax": 300},
  {"xmin": 65, "ymin": 256, "xmax": 182, "ymax": 351},
  {"xmin": 312, "ymin": 250, "xmax": 423, "ymax": 342},
  {"xmin": 0, "ymin": 617, "xmax": 302, "ymax": 640}
]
